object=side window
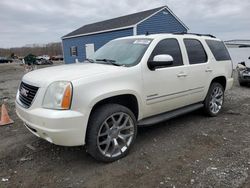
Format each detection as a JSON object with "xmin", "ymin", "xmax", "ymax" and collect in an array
[
  {"xmin": 205, "ymin": 40, "xmax": 231, "ymax": 61},
  {"xmin": 184, "ymin": 39, "xmax": 207, "ymax": 64},
  {"xmin": 149, "ymin": 39, "xmax": 183, "ymax": 66},
  {"xmin": 70, "ymin": 46, "xmax": 78, "ymax": 56}
]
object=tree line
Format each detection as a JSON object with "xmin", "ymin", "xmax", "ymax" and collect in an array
[{"xmin": 0, "ymin": 42, "xmax": 62, "ymax": 58}]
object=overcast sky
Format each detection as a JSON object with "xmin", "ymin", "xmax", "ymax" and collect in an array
[{"xmin": 0, "ymin": 0, "xmax": 249, "ymax": 48}]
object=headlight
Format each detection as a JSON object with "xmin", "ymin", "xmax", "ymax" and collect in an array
[{"xmin": 43, "ymin": 81, "xmax": 73, "ymax": 110}]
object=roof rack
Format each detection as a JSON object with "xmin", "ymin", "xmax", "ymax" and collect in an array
[{"xmin": 173, "ymin": 32, "xmax": 216, "ymax": 38}]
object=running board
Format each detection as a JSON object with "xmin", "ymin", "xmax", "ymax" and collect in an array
[{"xmin": 138, "ymin": 103, "xmax": 204, "ymax": 127}]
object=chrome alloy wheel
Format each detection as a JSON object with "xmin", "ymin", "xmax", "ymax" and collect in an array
[
  {"xmin": 209, "ymin": 86, "xmax": 224, "ymax": 114},
  {"xmin": 97, "ymin": 112, "xmax": 135, "ymax": 158}
]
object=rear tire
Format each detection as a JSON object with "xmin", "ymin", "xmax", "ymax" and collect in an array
[
  {"xmin": 203, "ymin": 82, "xmax": 224, "ymax": 117},
  {"xmin": 86, "ymin": 104, "xmax": 137, "ymax": 162}
]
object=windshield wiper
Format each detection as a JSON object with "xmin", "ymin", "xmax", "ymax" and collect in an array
[
  {"xmin": 85, "ymin": 58, "xmax": 95, "ymax": 63},
  {"xmin": 96, "ymin": 58, "xmax": 116, "ymax": 62},
  {"xmin": 95, "ymin": 59, "xmax": 122, "ymax": 66}
]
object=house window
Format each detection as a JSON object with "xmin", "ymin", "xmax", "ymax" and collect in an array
[{"xmin": 70, "ymin": 46, "xmax": 78, "ymax": 56}]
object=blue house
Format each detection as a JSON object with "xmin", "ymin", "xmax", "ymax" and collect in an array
[{"xmin": 62, "ymin": 6, "xmax": 188, "ymax": 64}]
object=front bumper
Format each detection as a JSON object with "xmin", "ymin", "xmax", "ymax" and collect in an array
[
  {"xmin": 16, "ymin": 101, "xmax": 88, "ymax": 146},
  {"xmin": 239, "ymin": 72, "xmax": 250, "ymax": 82}
]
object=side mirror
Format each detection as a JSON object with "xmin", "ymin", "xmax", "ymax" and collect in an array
[
  {"xmin": 248, "ymin": 57, "xmax": 250, "ymax": 60},
  {"xmin": 148, "ymin": 54, "xmax": 174, "ymax": 70}
]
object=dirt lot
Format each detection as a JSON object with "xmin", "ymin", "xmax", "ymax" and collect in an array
[{"xmin": 0, "ymin": 63, "xmax": 249, "ymax": 188}]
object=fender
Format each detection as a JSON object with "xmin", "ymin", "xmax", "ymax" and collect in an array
[{"xmin": 89, "ymin": 90, "xmax": 144, "ymax": 120}]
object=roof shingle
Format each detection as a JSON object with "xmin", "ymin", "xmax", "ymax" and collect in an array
[{"xmin": 63, "ymin": 6, "xmax": 166, "ymax": 38}]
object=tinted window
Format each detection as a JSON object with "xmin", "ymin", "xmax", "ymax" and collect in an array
[
  {"xmin": 184, "ymin": 39, "xmax": 207, "ymax": 64},
  {"xmin": 150, "ymin": 39, "xmax": 183, "ymax": 66},
  {"xmin": 206, "ymin": 40, "xmax": 231, "ymax": 61}
]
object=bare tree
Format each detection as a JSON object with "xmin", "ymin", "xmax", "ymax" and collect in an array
[{"xmin": 0, "ymin": 42, "xmax": 62, "ymax": 57}]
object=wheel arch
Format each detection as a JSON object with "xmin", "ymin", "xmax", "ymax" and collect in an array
[
  {"xmin": 210, "ymin": 76, "xmax": 227, "ymax": 90},
  {"xmin": 89, "ymin": 94, "xmax": 140, "ymax": 121}
]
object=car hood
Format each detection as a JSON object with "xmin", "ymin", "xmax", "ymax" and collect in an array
[{"xmin": 22, "ymin": 63, "xmax": 126, "ymax": 87}]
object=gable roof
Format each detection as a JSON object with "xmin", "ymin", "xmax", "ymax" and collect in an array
[{"xmin": 62, "ymin": 6, "xmax": 188, "ymax": 39}]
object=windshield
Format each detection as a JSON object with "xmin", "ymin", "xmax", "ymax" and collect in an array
[{"xmin": 89, "ymin": 38, "xmax": 152, "ymax": 67}]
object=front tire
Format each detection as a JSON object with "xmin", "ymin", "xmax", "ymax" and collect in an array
[
  {"xmin": 239, "ymin": 81, "xmax": 248, "ymax": 86},
  {"xmin": 203, "ymin": 82, "xmax": 224, "ymax": 117},
  {"xmin": 86, "ymin": 104, "xmax": 137, "ymax": 162},
  {"xmin": 238, "ymin": 71, "xmax": 248, "ymax": 86}
]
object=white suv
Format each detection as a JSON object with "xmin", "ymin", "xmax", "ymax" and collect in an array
[{"xmin": 16, "ymin": 33, "xmax": 234, "ymax": 162}]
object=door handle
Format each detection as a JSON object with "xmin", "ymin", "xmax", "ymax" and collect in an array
[
  {"xmin": 177, "ymin": 72, "xmax": 187, "ymax": 77},
  {"xmin": 205, "ymin": 68, "xmax": 213, "ymax": 73}
]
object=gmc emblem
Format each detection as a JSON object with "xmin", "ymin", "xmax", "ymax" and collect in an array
[{"xmin": 20, "ymin": 87, "xmax": 29, "ymax": 97}]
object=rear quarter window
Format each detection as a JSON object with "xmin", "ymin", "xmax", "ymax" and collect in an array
[{"xmin": 205, "ymin": 40, "xmax": 231, "ymax": 61}]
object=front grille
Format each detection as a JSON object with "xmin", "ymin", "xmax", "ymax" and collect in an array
[{"xmin": 19, "ymin": 82, "xmax": 39, "ymax": 108}]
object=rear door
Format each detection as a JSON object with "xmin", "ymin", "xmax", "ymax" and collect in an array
[{"xmin": 182, "ymin": 38, "xmax": 212, "ymax": 104}]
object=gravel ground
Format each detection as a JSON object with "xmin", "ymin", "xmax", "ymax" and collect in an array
[{"xmin": 0, "ymin": 63, "xmax": 249, "ymax": 188}]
